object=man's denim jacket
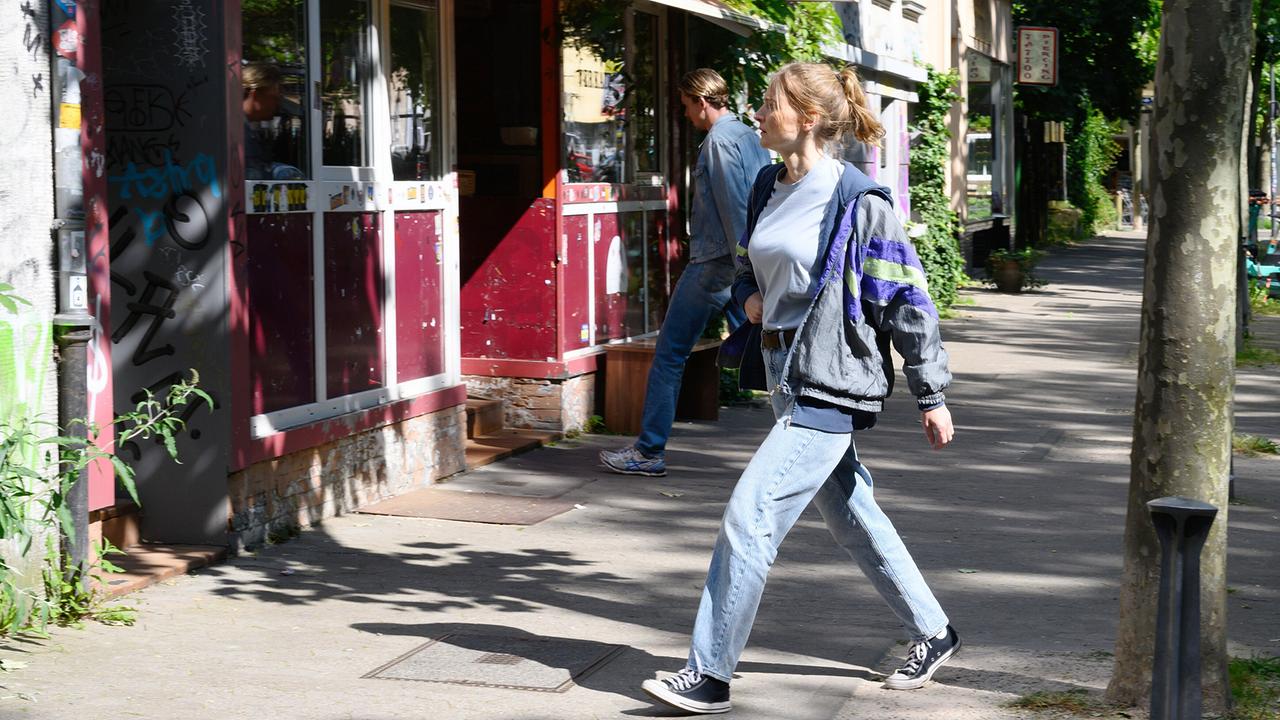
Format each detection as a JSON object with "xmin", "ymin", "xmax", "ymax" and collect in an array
[
  {"xmin": 733, "ymin": 161, "xmax": 951, "ymax": 413},
  {"xmin": 690, "ymin": 114, "xmax": 772, "ymax": 263}
]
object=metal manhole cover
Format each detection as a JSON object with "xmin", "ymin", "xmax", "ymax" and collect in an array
[{"xmin": 363, "ymin": 633, "xmax": 625, "ymax": 692}]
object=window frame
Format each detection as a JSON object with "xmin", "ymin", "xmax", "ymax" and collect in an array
[{"xmin": 244, "ymin": 0, "xmax": 459, "ymax": 438}]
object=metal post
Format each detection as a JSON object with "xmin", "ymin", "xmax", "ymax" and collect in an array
[
  {"xmin": 55, "ymin": 318, "xmax": 92, "ymax": 579},
  {"xmin": 48, "ymin": 0, "xmax": 94, "ymax": 578},
  {"xmin": 1148, "ymin": 496, "xmax": 1219, "ymax": 720},
  {"xmin": 1270, "ymin": 63, "xmax": 1276, "ymax": 242}
]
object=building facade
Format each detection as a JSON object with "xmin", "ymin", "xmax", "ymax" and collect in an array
[
  {"xmin": 34, "ymin": 0, "xmax": 779, "ymax": 551},
  {"xmin": 920, "ymin": 0, "xmax": 1016, "ymax": 263}
]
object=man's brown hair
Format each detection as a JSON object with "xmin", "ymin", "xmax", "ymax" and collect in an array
[{"xmin": 679, "ymin": 68, "xmax": 729, "ymax": 109}]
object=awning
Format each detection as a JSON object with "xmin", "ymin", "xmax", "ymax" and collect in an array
[{"xmin": 648, "ymin": 0, "xmax": 778, "ymax": 37}]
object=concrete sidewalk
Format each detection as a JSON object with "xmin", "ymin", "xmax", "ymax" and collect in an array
[{"xmin": 2, "ymin": 231, "xmax": 1277, "ymax": 720}]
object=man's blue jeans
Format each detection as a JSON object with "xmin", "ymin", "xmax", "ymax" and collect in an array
[
  {"xmin": 686, "ymin": 345, "xmax": 949, "ymax": 683},
  {"xmin": 634, "ymin": 256, "xmax": 745, "ymax": 457}
]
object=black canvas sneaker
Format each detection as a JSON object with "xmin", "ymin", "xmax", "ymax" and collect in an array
[
  {"xmin": 882, "ymin": 625, "xmax": 962, "ymax": 690},
  {"xmin": 641, "ymin": 668, "xmax": 731, "ymax": 714}
]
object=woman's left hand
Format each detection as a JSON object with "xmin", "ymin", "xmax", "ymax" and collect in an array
[{"xmin": 921, "ymin": 406, "xmax": 954, "ymax": 450}]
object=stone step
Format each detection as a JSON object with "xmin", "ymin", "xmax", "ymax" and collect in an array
[
  {"xmin": 464, "ymin": 428, "xmax": 560, "ymax": 470},
  {"xmin": 465, "ymin": 396, "xmax": 505, "ymax": 439},
  {"xmin": 89, "ymin": 500, "xmax": 141, "ymax": 553},
  {"xmin": 97, "ymin": 544, "xmax": 227, "ymax": 598}
]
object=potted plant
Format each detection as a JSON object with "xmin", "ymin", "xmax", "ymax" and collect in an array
[{"xmin": 985, "ymin": 247, "xmax": 1045, "ymax": 293}]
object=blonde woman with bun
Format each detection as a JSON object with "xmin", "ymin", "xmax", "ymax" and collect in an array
[{"xmin": 641, "ymin": 63, "xmax": 959, "ymax": 715}]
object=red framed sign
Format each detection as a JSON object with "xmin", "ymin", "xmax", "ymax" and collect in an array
[{"xmin": 1017, "ymin": 26, "xmax": 1059, "ymax": 86}]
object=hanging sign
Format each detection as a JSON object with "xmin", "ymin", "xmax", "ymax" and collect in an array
[{"xmin": 1017, "ymin": 26, "xmax": 1058, "ymax": 86}]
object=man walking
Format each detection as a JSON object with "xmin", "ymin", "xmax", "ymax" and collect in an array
[{"xmin": 600, "ymin": 69, "xmax": 770, "ymax": 477}]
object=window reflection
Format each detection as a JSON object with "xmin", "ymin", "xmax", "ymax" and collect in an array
[
  {"xmin": 242, "ymin": 0, "xmax": 308, "ymax": 180},
  {"xmin": 966, "ymin": 52, "xmax": 995, "ymax": 220},
  {"xmin": 321, "ymin": 0, "xmax": 369, "ymax": 167},
  {"xmin": 388, "ymin": 2, "xmax": 443, "ymax": 180},
  {"xmin": 562, "ymin": 9, "xmax": 662, "ymax": 185},
  {"xmin": 630, "ymin": 11, "xmax": 660, "ymax": 180}
]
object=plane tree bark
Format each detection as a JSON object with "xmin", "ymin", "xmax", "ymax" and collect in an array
[{"xmin": 1105, "ymin": 0, "xmax": 1253, "ymax": 713}]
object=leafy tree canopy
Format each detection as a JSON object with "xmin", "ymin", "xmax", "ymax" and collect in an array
[{"xmin": 1013, "ymin": 0, "xmax": 1159, "ymax": 121}]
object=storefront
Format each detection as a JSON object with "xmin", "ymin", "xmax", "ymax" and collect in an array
[{"xmin": 88, "ymin": 0, "xmax": 766, "ymax": 549}]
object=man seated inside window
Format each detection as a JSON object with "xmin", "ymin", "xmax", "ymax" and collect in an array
[{"xmin": 243, "ymin": 62, "xmax": 303, "ymax": 181}]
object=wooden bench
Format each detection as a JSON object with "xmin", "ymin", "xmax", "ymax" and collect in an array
[{"xmin": 603, "ymin": 337, "xmax": 723, "ymax": 435}]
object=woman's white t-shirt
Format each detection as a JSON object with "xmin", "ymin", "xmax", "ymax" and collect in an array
[{"xmin": 747, "ymin": 156, "xmax": 844, "ymax": 330}]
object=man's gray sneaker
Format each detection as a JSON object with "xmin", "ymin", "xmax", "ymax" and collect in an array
[
  {"xmin": 641, "ymin": 668, "xmax": 730, "ymax": 714},
  {"xmin": 599, "ymin": 446, "xmax": 667, "ymax": 477},
  {"xmin": 883, "ymin": 625, "xmax": 961, "ymax": 689}
]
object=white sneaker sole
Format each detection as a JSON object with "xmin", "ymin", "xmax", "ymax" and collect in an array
[
  {"xmin": 599, "ymin": 460, "xmax": 667, "ymax": 477},
  {"xmin": 641, "ymin": 678, "xmax": 731, "ymax": 714},
  {"xmin": 882, "ymin": 639, "xmax": 962, "ymax": 690}
]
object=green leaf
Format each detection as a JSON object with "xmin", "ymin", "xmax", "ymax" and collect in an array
[
  {"xmin": 109, "ymin": 456, "xmax": 141, "ymax": 506},
  {"xmin": 162, "ymin": 432, "xmax": 180, "ymax": 463}
]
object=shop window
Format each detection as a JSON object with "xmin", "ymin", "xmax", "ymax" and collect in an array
[
  {"xmin": 242, "ymin": 0, "xmax": 310, "ymax": 180},
  {"xmin": 248, "ymin": 214, "xmax": 315, "ymax": 414},
  {"xmin": 241, "ymin": 0, "xmax": 451, "ymax": 436},
  {"xmin": 320, "ymin": 0, "xmax": 370, "ymax": 167},
  {"xmin": 630, "ymin": 10, "xmax": 661, "ymax": 182},
  {"xmin": 966, "ymin": 51, "xmax": 997, "ymax": 221},
  {"xmin": 324, "ymin": 212, "xmax": 384, "ymax": 397},
  {"xmin": 388, "ymin": 1, "xmax": 443, "ymax": 180},
  {"xmin": 562, "ymin": 8, "xmax": 663, "ymax": 185}
]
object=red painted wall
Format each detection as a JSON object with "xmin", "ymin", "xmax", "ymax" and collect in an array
[{"xmin": 459, "ymin": 198, "xmax": 557, "ymax": 360}]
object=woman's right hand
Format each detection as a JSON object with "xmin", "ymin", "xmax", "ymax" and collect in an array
[{"xmin": 744, "ymin": 292, "xmax": 764, "ymax": 324}]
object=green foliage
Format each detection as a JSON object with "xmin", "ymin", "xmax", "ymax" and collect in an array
[
  {"xmin": 716, "ymin": 1, "xmax": 842, "ymax": 102},
  {"xmin": 582, "ymin": 415, "xmax": 609, "ymax": 434},
  {"xmin": 1012, "ymin": 0, "xmax": 1159, "ymax": 122},
  {"xmin": 0, "ymin": 283, "xmax": 32, "ymax": 315},
  {"xmin": 1067, "ymin": 107, "xmax": 1122, "ymax": 235},
  {"xmin": 1228, "ymin": 655, "xmax": 1280, "ymax": 720},
  {"xmin": 1237, "ymin": 338, "xmax": 1280, "ymax": 367},
  {"xmin": 985, "ymin": 247, "xmax": 1047, "ymax": 291},
  {"xmin": 0, "ymin": 367, "xmax": 208, "ymax": 637},
  {"xmin": 1233, "ymin": 433, "xmax": 1280, "ymax": 456},
  {"xmin": 559, "ymin": 0, "xmax": 842, "ymax": 110},
  {"xmin": 1249, "ymin": 279, "xmax": 1280, "ymax": 315},
  {"xmin": 719, "ymin": 367, "xmax": 754, "ymax": 405},
  {"xmin": 1004, "ymin": 688, "xmax": 1093, "ymax": 712},
  {"xmin": 908, "ymin": 67, "xmax": 968, "ymax": 311}
]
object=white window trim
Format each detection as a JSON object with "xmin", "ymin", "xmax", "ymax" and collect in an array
[{"xmin": 247, "ymin": 0, "xmax": 459, "ymax": 437}]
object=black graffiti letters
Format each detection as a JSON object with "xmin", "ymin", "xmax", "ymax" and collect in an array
[
  {"xmin": 164, "ymin": 191, "xmax": 210, "ymax": 250},
  {"xmin": 111, "ymin": 271, "xmax": 177, "ymax": 366},
  {"xmin": 104, "ymin": 84, "xmax": 190, "ymax": 133}
]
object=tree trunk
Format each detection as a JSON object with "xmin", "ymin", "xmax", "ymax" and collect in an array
[{"xmin": 1105, "ymin": 0, "xmax": 1252, "ymax": 714}]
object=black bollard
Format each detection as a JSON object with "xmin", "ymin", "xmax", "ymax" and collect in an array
[{"xmin": 1148, "ymin": 496, "xmax": 1219, "ymax": 720}]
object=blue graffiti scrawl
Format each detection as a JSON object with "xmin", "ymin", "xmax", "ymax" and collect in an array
[
  {"xmin": 109, "ymin": 150, "xmax": 221, "ymax": 200},
  {"xmin": 108, "ymin": 151, "xmax": 220, "ymax": 245}
]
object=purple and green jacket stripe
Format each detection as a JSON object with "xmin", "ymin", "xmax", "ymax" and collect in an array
[{"xmin": 847, "ymin": 234, "xmax": 939, "ymax": 321}]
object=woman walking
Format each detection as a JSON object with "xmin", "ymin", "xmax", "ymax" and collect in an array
[{"xmin": 641, "ymin": 63, "xmax": 959, "ymax": 715}]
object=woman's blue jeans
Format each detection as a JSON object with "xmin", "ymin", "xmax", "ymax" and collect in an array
[
  {"xmin": 635, "ymin": 257, "xmax": 745, "ymax": 457},
  {"xmin": 686, "ymin": 345, "xmax": 949, "ymax": 683}
]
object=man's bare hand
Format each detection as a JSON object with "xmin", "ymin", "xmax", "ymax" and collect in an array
[
  {"xmin": 745, "ymin": 292, "xmax": 764, "ymax": 324},
  {"xmin": 921, "ymin": 405, "xmax": 954, "ymax": 450}
]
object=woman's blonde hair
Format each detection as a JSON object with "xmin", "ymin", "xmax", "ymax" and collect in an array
[
  {"xmin": 769, "ymin": 63, "xmax": 884, "ymax": 146},
  {"xmin": 679, "ymin": 68, "xmax": 729, "ymax": 109}
]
